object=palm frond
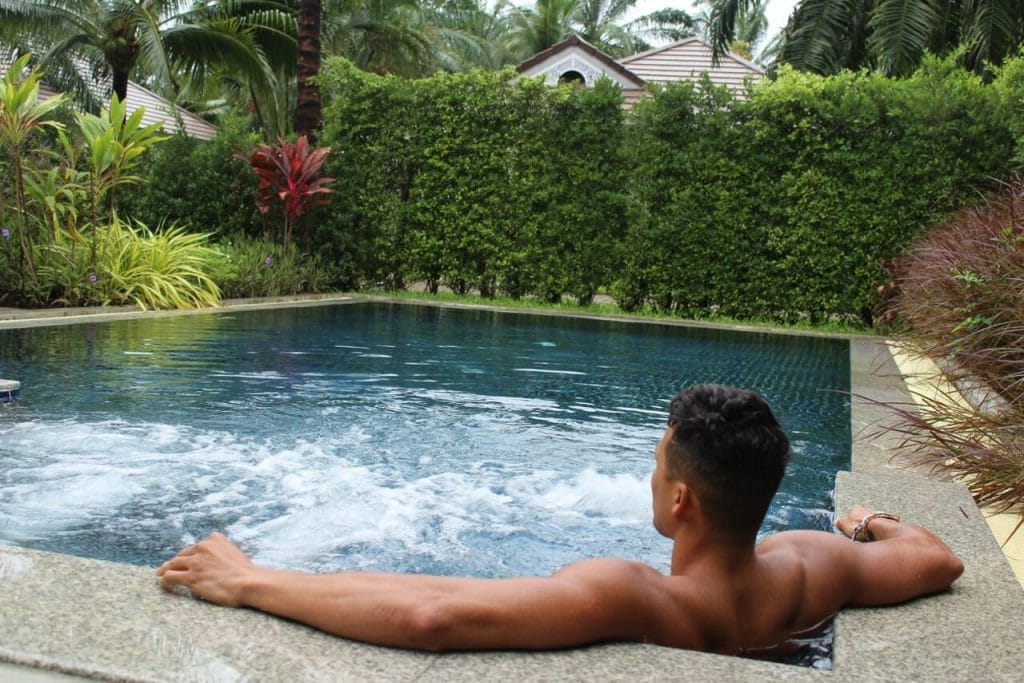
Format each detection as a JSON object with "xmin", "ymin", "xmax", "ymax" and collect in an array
[
  {"xmin": 163, "ymin": 19, "xmax": 275, "ymax": 93},
  {"xmin": 778, "ymin": 0, "xmax": 862, "ymax": 75},
  {"xmin": 868, "ymin": 0, "xmax": 943, "ymax": 76},
  {"xmin": 959, "ymin": 0, "xmax": 1024, "ymax": 72}
]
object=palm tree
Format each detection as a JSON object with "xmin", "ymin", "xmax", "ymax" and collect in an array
[
  {"xmin": 508, "ymin": 0, "xmax": 579, "ymax": 57},
  {"xmin": 573, "ymin": 0, "xmax": 638, "ymax": 56},
  {"xmin": 426, "ymin": 0, "xmax": 518, "ymax": 71},
  {"xmin": 296, "ymin": 0, "xmax": 322, "ymax": 137},
  {"xmin": 0, "ymin": 0, "xmax": 295, "ymax": 113},
  {"xmin": 624, "ymin": 9, "xmax": 698, "ymax": 51},
  {"xmin": 322, "ymin": 0, "xmax": 438, "ymax": 76},
  {"xmin": 693, "ymin": 0, "xmax": 768, "ymax": 60},
  {"xmin": 705, "ymin": 0, "xmax": 1024, "ymax": 77}
]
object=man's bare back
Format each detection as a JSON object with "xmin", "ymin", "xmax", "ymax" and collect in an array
[{"xmin": 156, "ymin": 386, "xmax": 963, "ymax": 655}]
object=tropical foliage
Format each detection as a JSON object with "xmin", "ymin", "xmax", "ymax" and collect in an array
[
  {"xmin": 213, "ymin": 233, "xmax": 336, "ymax": 297},
  {"xmin": 620, "ymin": 57, "xmax": 1014, "ymax": 323},
  {"xmin": 39, "ymin": 219, "xmax": 222, "ymax": 309},
  {"xmin": 0, "ymin": 0, "xmax": 296, "ymax": 120},
  {"xmin": 1, "ymin": 0, "xmax": 703, "ymax": 136},
  {"xmin": 693, "ymin": 0, "xmax": 768, "ymax": 61},
  {"xmin": 1, "ymin": 59, "xmax": 222, "ymax": 308},
  {"xmin": 305, "ymin": 53, "xmax": 1023, "ymax": 319},
  {"xmin": 0, "ymin": 53, "xmax": 67, "ymax": 294},
  {"xmin": 115, "ymin": 115, "xmax": 262, "ymax": 238},
  {"xmin": 705, "ymin": 0, "xmax": 1024, "ymax": 77},
  {"xmin": 315, "ymin": 59, "xmax": 628, "ymax": 296}
]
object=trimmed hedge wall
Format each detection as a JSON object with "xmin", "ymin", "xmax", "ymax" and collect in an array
[
  {"xmin": 316, "ymin": 62, "xmax": 627, "ymax": 302},
  {"xmin": 619, "ymin": 59, "xmax": 1015, "ymax": 323}
]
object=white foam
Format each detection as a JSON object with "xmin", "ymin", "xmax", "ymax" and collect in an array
[
  {"xmin": 513, "ymin": 368, "xmax": 587, "ymax": 376},
  {"xmin": 1, "ymin": 390, "xmax": 661, "ymax": 573},
  {"xmin": 210, "ymin": 371, "xmax": 285, "ymax": 380}
]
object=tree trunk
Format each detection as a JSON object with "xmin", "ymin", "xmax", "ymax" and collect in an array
[
  {"xmin": 295, "ymin": 0, "xmax": 323, "ymax": 140},
  {"xmin": 112, "ymin": 69, "xmax": 129, "ymax": 103}
]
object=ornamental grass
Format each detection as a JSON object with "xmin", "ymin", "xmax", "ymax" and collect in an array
[{"xmin": 886, "ymin": 177, "xmax": 1024, "ymax": 533}]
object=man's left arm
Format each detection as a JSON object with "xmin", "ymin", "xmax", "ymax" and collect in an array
[
  {"xmin": 156, "ymin": 533, "xmax": 691, "ymax": 651},
  {"xmin": 832, "ymin": 505, "xmax": 964, "ymax": 606}
]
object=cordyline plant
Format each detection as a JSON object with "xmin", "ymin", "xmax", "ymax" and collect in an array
[
  {"xmin": 239, "ymin": 136, "xmax": 335, "ymax": 249},
  {"xmin": 882, "ymin": 177, "xmax": 1024, "ymax": 540}
]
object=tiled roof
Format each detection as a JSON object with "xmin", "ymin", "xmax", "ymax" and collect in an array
[
  {"xmin": 2, "ymin": 53, "xmax": 218, "ymax": 140},
  {"xmin": 515, "ymin": 35, "xmax": 765, "ymax": 109},
  {"xmin": 621, "ymin": 37, "xmax": 764, "ymax": 94}
]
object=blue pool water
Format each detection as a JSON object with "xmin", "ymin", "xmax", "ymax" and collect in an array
[{"xmin": 0, "ymin": 302, "xmax": 848, "ymax": 663}]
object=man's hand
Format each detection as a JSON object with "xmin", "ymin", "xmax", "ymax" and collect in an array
[
  {"xmin": 156, "ymin": 532, "xmax": 257, "ymax": 607},
  {"xmin": 834, "ymin": 505, "xmax": 879, "ymax": 539}
]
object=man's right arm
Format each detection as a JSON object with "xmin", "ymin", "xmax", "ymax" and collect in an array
[
  {"xmin": 834, "ymin": 505, "xmax": 964, "ymax": 606},
  {"xmin": 156, "ymin": 533, "xmax": 695, "ymax": 652}
]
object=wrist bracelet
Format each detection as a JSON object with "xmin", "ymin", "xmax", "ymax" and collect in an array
[{"xmin": 851, "ymin": 512, "xmax": 901, "ymax": 542}]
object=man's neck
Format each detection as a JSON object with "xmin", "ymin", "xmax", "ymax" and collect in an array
[{"xmin": 669, "ymin": 528, "xmax": 758, "ymax": 576}]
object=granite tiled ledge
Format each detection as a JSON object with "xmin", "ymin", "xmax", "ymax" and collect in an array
[
  {"xmin": 4, "ymin": 469, "xmax": 1022, "ymax": 681},
  {"xmin": 834, "ymin": 471, "xmax": 1024, "ymax": 681}
]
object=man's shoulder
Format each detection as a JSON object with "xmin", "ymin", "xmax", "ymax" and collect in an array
[
  {"xmin": 756, "ymin": 529, "xmax": 860, "ymax": 579},
  {"xmin": 555, "ymin": 557, "xmax": 664, "ymax": 582},
  {"xmin": 758, "ymin": 528, "xmax": 849, "ymax": 552}
]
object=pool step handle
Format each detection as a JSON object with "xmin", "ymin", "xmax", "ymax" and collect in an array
[{"xmin": 0, "ymin": 378, "xmax": 21, "ymax": 403}]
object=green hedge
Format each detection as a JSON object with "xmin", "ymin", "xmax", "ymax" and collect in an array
[
  {"xmin": 620, "ymin": 59, "xmax": 1015, "ymax": 324},
  {"xmin": 316, "ymin": 60, "xmax": 628, "ymax": 300}
]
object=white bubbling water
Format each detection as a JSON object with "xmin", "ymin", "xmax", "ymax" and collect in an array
[{"xmin": 0, "ymin": 414, "xmax": 662, "ymax": 576}]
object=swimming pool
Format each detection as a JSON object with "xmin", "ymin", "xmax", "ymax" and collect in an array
[{"xmin": 0, "ymin": 302, "xmax": 848, "ymax": 661}]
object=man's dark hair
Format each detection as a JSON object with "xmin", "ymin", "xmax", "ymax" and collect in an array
[{"xmin": 666, "ymin": 384, "xmax": 791, "ymax": 539}]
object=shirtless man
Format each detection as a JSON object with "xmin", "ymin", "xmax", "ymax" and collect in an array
[{"xmin": 156, "ymin": 384, "xmax": 963, "ymax": 655}]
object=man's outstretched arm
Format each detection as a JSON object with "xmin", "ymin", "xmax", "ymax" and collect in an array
[
  {"xmin": 833, "ymin": 505, "xmax": 964, "ymax": 606},
  {"xmin": 155, "ymin": 533, "xmax": 691, "ymax": 652}
]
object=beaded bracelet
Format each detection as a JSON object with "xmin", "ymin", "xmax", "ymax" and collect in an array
[{"xmin": 850, "ymin": 512, "xmax": 901, "ymax": 542}]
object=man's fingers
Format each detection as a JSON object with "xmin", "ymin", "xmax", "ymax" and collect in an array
[
  {"xmin": 155, "ymin": 551, "xmax": 202, "ymax": 577},
  {"xmin": 157, "ymin": 568, "xmax": 189, "ymax": 590}
]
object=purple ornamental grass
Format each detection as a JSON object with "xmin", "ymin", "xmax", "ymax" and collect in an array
[{"xmin": 885, "ymin": 176, "xmax": 1024, "ymax": 529}]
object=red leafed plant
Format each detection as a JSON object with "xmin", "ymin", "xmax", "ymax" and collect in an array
[{"xmin": 241, "ymin": 136, "xmax": 335, "ymax": 248}]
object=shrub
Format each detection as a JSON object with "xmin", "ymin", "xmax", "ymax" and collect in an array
[
  {"xmin": 887, "ymin": 177, "xmax": 1024, "ymax": 522},
  {"xmin": 116, "ymin": 113, "xmax": 262, "ymax": 238},
  {"xmin": 316, "ymin": 59, "xmax": 628, "ymax": 300},
  {"xmin": 237, "ymin": 136, "xmax": 335, "ymax": 250},
  {"xmin": 212, "ymin": 234, "xmax": 336, "ymax": 299}
]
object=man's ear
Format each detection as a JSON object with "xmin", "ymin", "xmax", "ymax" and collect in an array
[{"xmin": 671, "ymin": 481, "xmax": 691, "ymax": 518}]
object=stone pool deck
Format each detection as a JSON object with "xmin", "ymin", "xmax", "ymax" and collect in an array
[{"xmin": 2, "ymin": 297, "xmax": 1023, "ymax": 681}]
